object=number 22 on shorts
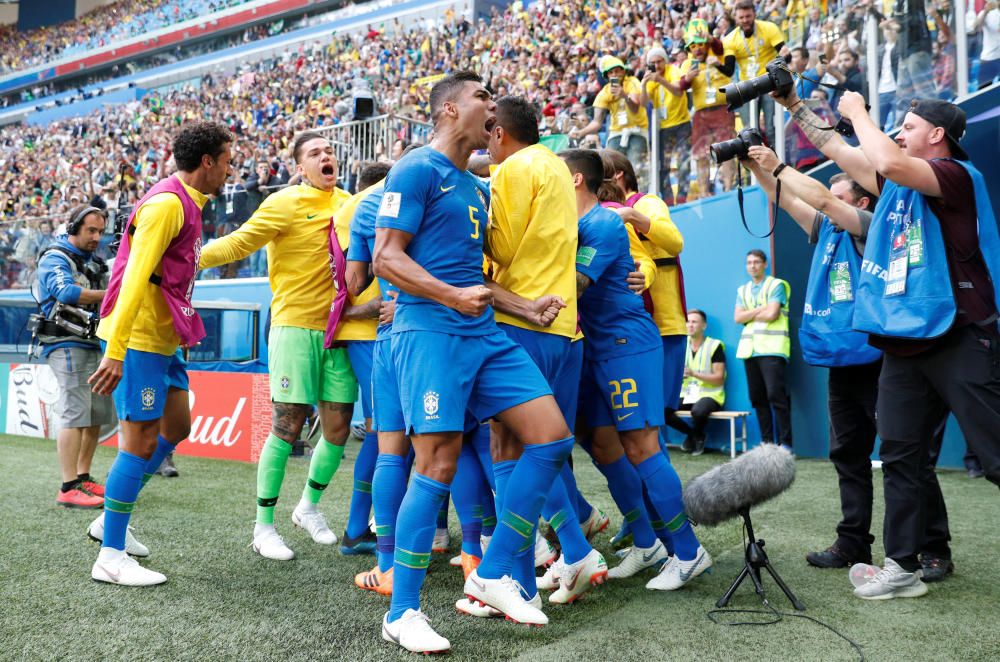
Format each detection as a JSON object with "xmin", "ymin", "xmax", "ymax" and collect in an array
[{"xmin": 608, "ymin": 379, "xmax": 638, "ymax": 409}]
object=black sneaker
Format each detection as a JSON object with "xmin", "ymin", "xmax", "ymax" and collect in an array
[
  {"xmin": 806, "ymin": 544, "xmax": 871, "ymax": 569},
  {"xmin": 681, "ymin": 435, "xmax": 695, "ymax": 453},
  {"xmin": 340, "ymin": 529, "xmax": 377, "ymax": 555},
  {"xmin": 692, "ymin": 434, "xmax": 707, "ymax": 456},
  {"xmin": 920, "ymin": 555, "xmax": 954, "ymax": 583},
  {"xmin": 157, "ymin": 453, "xmax": 179, "ymax": 478}
]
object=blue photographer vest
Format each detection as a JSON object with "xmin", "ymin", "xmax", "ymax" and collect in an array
[
  {"xmin": 800, "ymin": 219, "xmax": 882, "ymax": 366},
  {"xmin": 853, "ymin": 159, "xmax": 1000, "ymax": 339}
]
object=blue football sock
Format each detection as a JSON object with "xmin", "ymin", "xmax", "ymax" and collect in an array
[
  {"xmin": 373, "ymin": 453, "xmax": 407, "ymax": 573},
  {"xmin": 102, "ymin": 450, "xmax": 147, "ymax": 551},
  {"xmin": 388, "ymin": 473, "xmax": 449, "ymax": 622},
  {"xmin": 436, "ymin": 495, "xmax": 449, "ymax": 529},
  {"xmin": 643, "ymin": 488, "xmax": 674, "ymax": 555},
  {"xmin": 453, "ymin": 443, "xmax": 484, "ymax": 557},
  {"xmin": 492, "ymin": 460, "xmax": 516, "ymax": 522},
  {"xmin": 636, "ymin": 453, "xmax": 699, "ymax": 560},
  {"xmin": 596, "ymin": 455, "xmax": 657, "ymax": 548},
  {"xmin": 478, "ymin": 436, "xmax": 574, "ymax": 580},
  {"xmin": 512, "ymin": 525, "xmax": 538, "ymax": 597},
  {"xmin": 140, "ymin": 435, "xmax": 177, "ymax": 487},
  {"xmin": 542, "ymin": 472, "xmax": 591, "ymax": 565},
  {"xmin": 471, "ymin": 424, "xmax": 496, "ymax": 491},
  {"xmin": 480, "ymin": 490, "xmax": 497, "ymax": 538},
  {"xmin": 345, "ymin": 432, "xmax": 379, "ymax": 539},
  {"xmin": 561, "ymin": 462, "xmax": 591, "ymax": 523}
]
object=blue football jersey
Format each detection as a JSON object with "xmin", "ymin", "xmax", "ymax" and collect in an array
[
  {"xmin": 375, "ymin": 146, "xmax": 493, "ymax": 336},
  {"xmin": 576, "ymin": 204, "xmax": 661, "ymax": 359}
]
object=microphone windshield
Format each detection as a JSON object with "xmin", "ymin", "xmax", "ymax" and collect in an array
[{"xmin": 684, "ymin": 444, "xmax": 796, "ymax": 526}]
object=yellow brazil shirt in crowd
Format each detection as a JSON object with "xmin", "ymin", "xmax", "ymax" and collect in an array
[
  {"xmin": 645, "ymin": 66, "xmax": 690, "ymax": 130},
  {"xmin": 486, "ymin": 143, "xmax": 578, "ymax": 338},
  {"xmin": 332, "ymin": 181, "xmax": 382, "ymax": 342},
  {"xmin": 97, "ymin": 176, "xmax": 207, "ymax": 361},
  {"xmin": 722, "ymin": 19, "xmax": 786, "ymax": 79},
  {"xmin": 680, "ymin": 58, "xmax": 732, "ymax": 111},
  {"xmin": 593, "ymin": 76, "xmax": 648, "ymax": 134},
  {"xmin": 199, "ymin": 182, "xmax": 352, "ymax": 332}
]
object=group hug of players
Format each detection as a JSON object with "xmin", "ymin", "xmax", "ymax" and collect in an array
[{"xmin": 88, "ymin": 72, "xmax": 712, "ymax": 654}]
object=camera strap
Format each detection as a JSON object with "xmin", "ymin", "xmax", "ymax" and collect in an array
[{"xmin": 736, "ymin": 162, "xmax": 778, "ymax": 239}]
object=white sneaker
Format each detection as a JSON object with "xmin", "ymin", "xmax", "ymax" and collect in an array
[
  {"xmin": 86, "ymin": 512, "xmax": 149, "ymax": 558},
  {"xmin": 550, "ymin": 549, "xmax": 608, "ymax": 604},
  {"xmin": 608, "ymin": 540, "xmax": 667, "ymax": 579},
  {"xmin": 432, "ymin": 527, "xmax": 451, "ymax": 553},
  {"xmin": 449, "ymin": 554, "xmax": 463, "ymax": 567},
  {"xmin": 251, "ymin": 525, "xmax": 295, "ymax": 560},
  {"xmin": 291, "ymin": 503, "xmax": 337, "ymax": 545},
  {"xmin": 464, "ymin": 570, "xmax": 548, "ymax": 626},
  {"xmin": 381, "ymin": 609, "xmax": 450, "ymax": 654},
  {"xmin": 537, "ymin": 556, "xmax": 564, "ymax": 591},
  {"xmin": 91, "ymin": 548, "xmax": 165, "ymax": 586},
  {"xmin": 646, "ymin": 546, "xmax": 713, "ymax": 590},
  {"xmin": 580, "ymin": 507, "xmax": 611, "ymax": 541},
  {"xmin": 534, "ymin": 534, "xmax": 557, "ymax": 568},
  {"xmin": 853, "ymin": 558, "xmax": 928, "ymax": 600},
  {"xmin": 455, "ymin": 597, "xmax": 501, "ymax": 618}
]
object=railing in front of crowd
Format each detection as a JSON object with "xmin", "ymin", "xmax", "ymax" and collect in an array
[{"xmin": 314, "ymin": 113, "xmax": 432, "ymax": 183}]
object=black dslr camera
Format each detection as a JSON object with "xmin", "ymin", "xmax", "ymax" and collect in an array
[
  {"xmin": 711, "ymin": 127, "xmax": 765, "ymax": 163},
  {"xmin": 720, "ymin": 57, "xmax": 795, "ymax": 111}
]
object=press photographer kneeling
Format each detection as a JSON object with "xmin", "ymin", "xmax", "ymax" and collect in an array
[
  {"xmin": 31, "ymin": 205, "xmax": 113, "ymax": 509},
  {"xmin": 772, "ymin": 85, "xmax": 1000, "ymax": 601},
  {"xmin": 742, "ymin": 145, "xmax": 956, "ymax": 584}
]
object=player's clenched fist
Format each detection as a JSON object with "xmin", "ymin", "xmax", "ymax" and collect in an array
[
  {"xmin": 529, "ymin": 295, "xmax": 567, "ymax": 327},
  {"xmin": 452, "ymin": 285, "xmax": 494, "ymax": 316}
]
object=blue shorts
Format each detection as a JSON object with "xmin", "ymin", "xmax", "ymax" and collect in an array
[
  {"xmin": 391, "ymin": 329, "xmax": 552, "ymax": 435},
  {"xmin": 581, "ymin": 345, "xmax": 665, "ymax": 432},
  {"xmin": 346, "ymin": 340, "xmax": 375, "ymax": 420},
  {"xmin": 498, "ymin": 324, "xmax": 582, "ymax": 431},
  {"xmin": 662, "ymin": 334, "xmax": 686, "ymax": 411},
  {"xmin": 372, "ymin": 338, "xmax": 405, "ymax": 433},
  {"xmin": 111, "ymin": 346, "xmax": 188, "ymax": 422}
]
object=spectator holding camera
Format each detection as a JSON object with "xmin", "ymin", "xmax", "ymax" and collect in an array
[
  {"xmin": 777, "ymin": 79, "xmax": 1000, "ymax": 598},
  {"xmin": 641, "ymin": 46, "xmax": 691, "ymax": 205},
  {"xmin": 571, "ymin": 55, "xmax": 649, "ymax": 191},
  {"xmin": 826, "ymin": 49, "xmax": 867, "ymax": 112},
  {"xmin": 678, "ymin": 19, "xmax": 736, "ymax": 198},
  {"xmin": 721, "ymin": 0, "xmax": 789, "ymax": 147}
]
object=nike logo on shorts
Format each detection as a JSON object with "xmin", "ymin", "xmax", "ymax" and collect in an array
[{"xmin": 617, "ymin": 412, "xmax": 634, "ymax": 422}]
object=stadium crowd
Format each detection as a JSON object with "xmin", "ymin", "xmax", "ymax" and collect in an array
[
  {"xmin": 0, "ymin": 0, "xmax": 256, "ymax": 74},
  {"xmin": 1, "ymin": 0, "xmax": 997, "ymax": 288}
]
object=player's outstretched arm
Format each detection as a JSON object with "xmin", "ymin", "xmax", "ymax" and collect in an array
[{"xmin": 373, "ymin": 227, "xmax": 493, "ymax": 317}]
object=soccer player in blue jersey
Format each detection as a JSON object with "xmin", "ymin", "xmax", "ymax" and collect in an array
[
  {"xmin": 561, "ymin": 149, "xmax": 713, "ymax": 591},
  {"xmin": 373, "ymin": 72, "xmax": 577, "ymax": 653}
]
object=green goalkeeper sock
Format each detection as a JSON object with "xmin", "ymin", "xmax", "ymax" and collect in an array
[
  {"xmin": 302, "ymin": 438, "xmax": 346, "ymax": 505},
  {"xmin": 256, "ymin": 434, "xmax": 292, "ymax": 526}
]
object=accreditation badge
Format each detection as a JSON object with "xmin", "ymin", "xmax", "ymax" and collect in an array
[
  {"xmin": 828, "ymin": 261, "xmax": 853, "ymax": 303},
  {"xmin": 885, "ymin": 231, "xmax": 909, "ymax": 297},
  {"xmin": 906, "ymin": 219, "xmax": 925, "ymax": 266}
]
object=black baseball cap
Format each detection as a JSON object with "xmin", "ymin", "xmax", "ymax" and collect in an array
[{"xmin": 907, "ymin": 99, "xmax": 968, "ymax": 161}]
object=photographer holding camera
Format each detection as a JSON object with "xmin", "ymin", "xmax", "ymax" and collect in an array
[
  {"xmin": 571, "ymin": 55, "xmax": 649, "ymax": 190},
  {"xmin": 721, "ymin": 0, "xmax": 790, "ymax": 147},
  {"xmin": 777, "ymin": 84, "xmax": 1000, "ymax": 599},
  {"xmin": 743, "ymin": 146, "xmax": 954, "ymax": 581},
  {"xmin": 34, "ymin": 205, "xmax": 112, "ymax": 509}
]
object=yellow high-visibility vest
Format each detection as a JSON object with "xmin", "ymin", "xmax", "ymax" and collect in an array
[
  {"xmin": 736, "ymin": 276, "xmax": 790, "ymax": 359},
  {"xmin": 681, "ymin": 336, "xmax": 725, "ymax": 406}
]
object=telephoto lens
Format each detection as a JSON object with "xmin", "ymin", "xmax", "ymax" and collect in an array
[
  {"xmin": 710, "ymin": 127, "xmax": 765, "ymax": 163},
  {"xmin": 720, "ymin": 57, "xmax": 795, "ymax": 111}
]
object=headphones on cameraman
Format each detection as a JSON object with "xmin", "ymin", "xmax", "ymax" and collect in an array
[{"xmin": 67, "ymin": 206, "xmax": 104, "ymax": 235}]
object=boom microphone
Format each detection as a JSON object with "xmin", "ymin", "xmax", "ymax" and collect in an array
[{"xmin": 684, "ymin": 444, "xmax": 796, "ymax": 526}]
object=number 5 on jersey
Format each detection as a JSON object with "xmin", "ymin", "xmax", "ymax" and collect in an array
[{"xmin": 468, "ymin": 206, "xmax": 480, "ymax": 239}]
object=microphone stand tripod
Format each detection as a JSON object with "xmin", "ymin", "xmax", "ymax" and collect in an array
[{"xmin": 716, "ymin": 507, "xmax": 805, "ymax": 611}]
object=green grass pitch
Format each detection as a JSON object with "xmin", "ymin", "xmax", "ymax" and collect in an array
[{"xmin": 2, "ymin": 434, "xmax": 998, "ymax": 661}]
